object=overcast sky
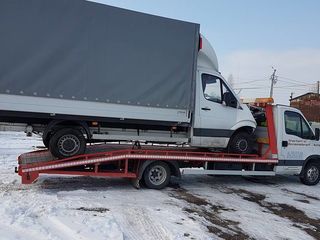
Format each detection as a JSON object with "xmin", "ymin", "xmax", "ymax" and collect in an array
[{"xmin": 92, "ymin": 0, "xmax": 320, "ymax": 104}]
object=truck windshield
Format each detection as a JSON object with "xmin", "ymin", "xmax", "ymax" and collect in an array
[{"xmin": 284, "ymin": 111, "xmax": 315, "ymax": 140}]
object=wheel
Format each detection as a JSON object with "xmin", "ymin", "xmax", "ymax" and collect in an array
[
  {"xmin": 143, "ymin": 161, "xmax": 171, "ymax": 190},
  {"xmin": 43, "ymin": 136, "xmax": 50, "ymax": 148},
  {"xmin": 300, "ymin": 163, "xmax": 320, "ymax": 186},
  {"xmin": 228, "ymin": 131, "xmax": 253, "ymax": 154},
  {"xmin": 49, "ymin": 128, "xmax": 86, "ymax": 159}
]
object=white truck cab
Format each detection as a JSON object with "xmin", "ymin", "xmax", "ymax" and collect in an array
[
  {"xmin": 191, "ymin": 36, "xmax": 256, "ymax": 153},
  {"xmin": 274, "ymin": 105, "xmax": 320, "ymax": 178},
  {"xmin": 248, "ymin": 103, "xmax": 320, "ymax": 185}
]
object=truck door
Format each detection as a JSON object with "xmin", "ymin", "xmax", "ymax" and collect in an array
[
  {"xmin": 279, "ymin": 109, "xmax": 316, "ymax": 173},
  {"xmin": 195, "ymin": 73, "xmax": 238, "ymax": 147}
]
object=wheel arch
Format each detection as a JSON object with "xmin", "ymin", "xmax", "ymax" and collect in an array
[
  {"xmin": 43, "ymin": 120, "xmax": 91, "ymax": 143},
  {"xmin": 231, "ymin": 126, "xmax": 255, "ymax": 136},
  {"xmin": 228, "ymin": 126, "xmax": 256, "ymax": 145},
  {"xmin": 300, "ymin": 155, "xmax": 320, "ymax": 175},
  {"xmin": 138, "ymin": 160, "xmax": 181, "ymax": 180},
  {"xmin": 231, "ymin": 120, "xmax": 256, "ymax": 133}
]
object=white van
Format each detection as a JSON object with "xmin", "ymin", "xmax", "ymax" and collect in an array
[{"xmin": 0, "ymin": 0, "xmax": 255, "ymax": 158}]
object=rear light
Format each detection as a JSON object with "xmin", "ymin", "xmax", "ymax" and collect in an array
[
  {"xmin": 199, "ymin": 36, "xmax": 202, "ymax": 50},
  {"xmin": 92, "ymin": 121, "xmax": 99, "ymax": 126}
]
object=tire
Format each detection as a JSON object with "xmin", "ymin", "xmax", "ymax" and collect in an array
[
  {"xmin": 228, "ymin": 131, "xmax": 253, "ymax": 154},
  {"xmin": 143, "ymin": 161, "xmax": 171, "ymax": 190},
  {"xmin": 300, "ymin": 162, "xmax": 320, "ymax": 186},
  {"xmin": 43, "ymin": 136, "xmax": 50, "ymax": 148},
  {"xmin": 49, "ymin": 128, "xmax": 86, "ymax": 159}
]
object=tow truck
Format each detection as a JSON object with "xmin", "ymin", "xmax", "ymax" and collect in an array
[{"xmin": 17, "ymin": 98, "xmax": 320, "ymax": 189}]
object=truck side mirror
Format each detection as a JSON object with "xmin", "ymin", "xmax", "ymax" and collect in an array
[
  {"xmin": 223, "ymin": 92, "xmax": 237, "ymax": 108},
  {"xmin": 315, "ymin": 128, "xmax": 320, "ymax": 141}
]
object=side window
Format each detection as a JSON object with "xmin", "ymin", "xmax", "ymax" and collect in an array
[
  {"xmin": 285, "ymin": 111, "xmax": 301, "ymax": 137},
  {"xmin": 222, "ymin": 83, "xmax": 231, "ymax": 101},
  {"xmin": 222, "ymin": 83, "xmax": 229, "ymax": 95},
  {"xmin": 284, "ymin": 111, "xmax": 314, "ymax": 139},
  {"xmin": 201, "ymin": 74, "xmax": 222, "ymax": 103},
  {"xmin": 302, "ymin": 118, "xmax": 314, "ymax": 139}
]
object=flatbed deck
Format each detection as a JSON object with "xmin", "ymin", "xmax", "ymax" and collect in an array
[{"xmin": 17, "ymin": 144, "xmax": 278, "ymax": 187}]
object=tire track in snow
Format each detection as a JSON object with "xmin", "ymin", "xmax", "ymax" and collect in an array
[
  {"xmin": 169, "ymin": 187, "xmax": 251, "ymax": 239},
  {"xmin": 229, "ymin": 188, "xmax": 320, "ymax": 240},
  {"xmin": 0, "ymin": 223, "xmax": 47, "ymax": 240},
  {"xmin": 116, "ymin": 207, "xmax": 171, "ymax": 240},
  {"xmin": 39, "ymin": 216, "xmax": 89, "ymax": 240},
  {"xmin": 0, "ymin": 182, "xmax": 85, "ymax": 240},
  {"xmin": 281, "ymin": 188, "xmax": 320, "ymax": 201}
]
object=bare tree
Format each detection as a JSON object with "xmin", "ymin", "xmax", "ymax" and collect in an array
[
  {"xmin": 227, "ymin": 74, "xmax": 234, "ymax": 88},
  {"xmin": 309, "ymin": 82, "xmax": 319, "ymax": 93}
]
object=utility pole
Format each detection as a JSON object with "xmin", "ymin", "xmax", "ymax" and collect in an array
[
  {"xmin": 290, "ymin": 92, "xmax": 294, "ymax": 101},
  {"xmin": 317, "ymin": 81, "xmax": 319, "ymax": 94},
  {"xmin": 269, "ymin": 68, "xmax": 277, "ymax": 98}
]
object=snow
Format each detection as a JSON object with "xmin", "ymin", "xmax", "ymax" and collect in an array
[{"xmin": 0, "ymin": 132, "xmax": 319, "ymax": 240}]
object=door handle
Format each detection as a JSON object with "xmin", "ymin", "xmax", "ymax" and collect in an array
[
  {"xmin": 282, "ymin": 141, "xmax": 288, "ymax": 147},
  {"xmin": 201, "ymin": 107, "xmax": 211, "ymax": 111}
]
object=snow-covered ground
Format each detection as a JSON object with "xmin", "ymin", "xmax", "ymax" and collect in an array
[{"xmin": 0, "ymin": 132, "xmax": 319, "ymax": 240}]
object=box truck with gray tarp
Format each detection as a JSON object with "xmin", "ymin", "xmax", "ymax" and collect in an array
[{"xmin": 0, "ymin": 0, "xmax": 256, "ymax": 158}]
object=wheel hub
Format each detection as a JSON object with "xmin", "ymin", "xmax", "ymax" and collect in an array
[
  {"xmin": 149, "ymin": 166, "xmax": 167, "ymax": 185},
  {"xmin": 237, "ymin": 139, "xmax": 248, "ymax": 152},
  {"xmin": 58, "ymin": 134, "xmax": 80, "ymax": 156},
  {"xmin": 306, "ymin": 166, "xmax": 319, "ymax": 183}
]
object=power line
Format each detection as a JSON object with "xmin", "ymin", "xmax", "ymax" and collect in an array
[
  {"xmin": 236, "ymin": 83, "xmax": 268, "ymax": 88},
  {"xmin": 233, "ymin": 79, "xmax": 267, "ymax": 85},
  {"xmin": 277, "ymin": 75, "xmax": 311, "ymax": 85},
  {"xmin": 276, "ymin": 83, "xmax": 315, "ymax": 88},
  {"xmin": 232, "ymin": 75, "xmax": 313, "ymax": 86},
  {"xmin": 230, "ymin": 74, "xmax": 317, "ymax": 95},
  {"xmin": 277, "ymin": 79, "xmax": 303, "ymax": 85},
  {"xmin": 234, "ymin": 83, "xmax": 314, "ymax": 90}
]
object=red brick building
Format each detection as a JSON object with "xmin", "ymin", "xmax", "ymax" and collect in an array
[{"xmin": 290, "ymin": 92, "xmax": 320, "ymax": 122}]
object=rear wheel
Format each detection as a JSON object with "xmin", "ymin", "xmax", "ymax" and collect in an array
[
  {"xmin": 49, "ymin": 128, "xmax": 86, "ymax": 159},
  {"xmin": 228, "ymin": 131, "xmax": 253, "ymax": 154},
  {"xmin": 300, "ymin": 162, "xmax": 320, "ymax": 185},
  {"xmin": 143, "ymin": 161, "xmax": 171, "ymax": 190},
  {"xmin": 43, "ymin": 136, "xmax": 50, "ymax": 148}
]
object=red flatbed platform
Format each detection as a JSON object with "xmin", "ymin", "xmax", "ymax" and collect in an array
[{"xmin": 18, "ymin": 144, "xmax": 278, "ymax": 186}]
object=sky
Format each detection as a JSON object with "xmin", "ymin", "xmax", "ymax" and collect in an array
[{"xmin": 92, "ymin": 0, "xmax": 320, "ymax": 104}]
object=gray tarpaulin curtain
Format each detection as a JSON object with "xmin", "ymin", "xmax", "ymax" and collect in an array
[{"xmin": 0, "ymin": 0, "xmax": 199, "ymax": 110}]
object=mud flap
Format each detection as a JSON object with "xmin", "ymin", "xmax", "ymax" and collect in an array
[
  {"xmin": 131, "ymin": 178, "xmax": 141, "ymax": 189},
  {"xmin": 21, "ymin": 172, "xmax": 39, "ymax": 184}
]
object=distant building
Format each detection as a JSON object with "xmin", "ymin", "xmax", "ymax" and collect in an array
[{"xmin": 290, "ymin": 92, "xmax": 320, "ymax": 122}]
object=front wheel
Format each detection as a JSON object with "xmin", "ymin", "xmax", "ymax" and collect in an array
[
  {"xmin": 49, "ymin": 128, "xmax": 86, "ymax": 159},
  {"xmin": 228, "ymin": 132, "xmax": 253, "ymax": 154},
  {"xmin": 300, "ymin": 163, "xmax": 320, "ymax": 186},
  {"xmin": 143, "ymin": 162, "xmax": 171, "ymax": 190}
]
